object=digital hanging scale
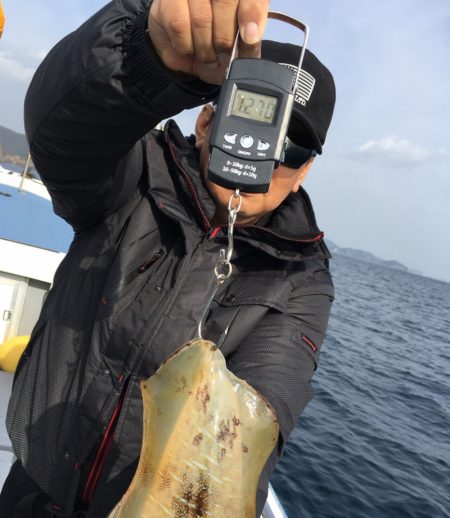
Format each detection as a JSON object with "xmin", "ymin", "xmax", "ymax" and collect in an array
[{"xmin": 208, "ymin": 12, "xmax": 309, "ymax": 193}]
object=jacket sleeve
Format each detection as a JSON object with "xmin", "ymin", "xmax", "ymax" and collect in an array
[
  {"xmin": 226, "ymin": 284, "xmax": 333, "ymax": 514},
  {"xmin": 25, "ymin": 0, "xmax": 218, "ymax": 231},
  {"xmin": 227, "ymin": 290, "xmax": 333, "ymax": 445}
]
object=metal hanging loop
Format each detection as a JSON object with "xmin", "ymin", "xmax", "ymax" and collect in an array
[
  {"xmin": 197, "ymin": 190, "xmax": 242, "ymax": 340},
  {"xmin": 227, "ymin": 11, "xmax": 310, "ymax": 94}
]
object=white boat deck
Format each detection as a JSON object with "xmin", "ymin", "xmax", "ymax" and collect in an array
[{"xmin": 0, "ymin": 168, "xmax": 50, "ymax": 201}]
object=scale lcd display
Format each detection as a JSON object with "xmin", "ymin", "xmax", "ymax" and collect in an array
[{"xmin": 230, "ymin": 89, "xmax": 278, "ymax": 124}]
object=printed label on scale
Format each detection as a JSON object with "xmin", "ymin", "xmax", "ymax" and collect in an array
[{"xmin": 222, "ymin": 160, "xmax": 258, "ymax": 180}]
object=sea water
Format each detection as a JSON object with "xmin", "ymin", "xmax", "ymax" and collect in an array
[{"xmin": 272, "ymin": 255, "xmax": 450, "ymax": 517}]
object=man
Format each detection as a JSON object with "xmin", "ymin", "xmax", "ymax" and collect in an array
[{"xmin": 0, "ymin": 0, "xmax": 335, "ymax": 516}]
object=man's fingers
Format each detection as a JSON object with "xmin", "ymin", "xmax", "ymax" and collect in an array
[
  {"xmin": 159, "ymin": 0, "xmax": 194, "ymax": 55},
  {"xmin": 189, "ymin": 0, "xmax": 215, "ymax": 63},
  {"xmin": 149, "ymin": 0, "xmax": 270, "ymax": 82},
  {"xmin": 212, "ymin": 0, "xmax": 239, "ymax": 53},
  {"xmin": 237, "ymin": 0, "xmax": 269, "ymax": 56}
]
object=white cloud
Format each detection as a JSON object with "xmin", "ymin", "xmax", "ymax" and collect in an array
[
  {"xmin": 357, "ymin": 135, "xmax": 435, "ymax": 163},
  {"xmin": 0, "ymin": 51, "xmax": 35, "ymax": 82},
  {"xmin": 31, "ymin": 50, "xmax": 49, "ymax": 62}
]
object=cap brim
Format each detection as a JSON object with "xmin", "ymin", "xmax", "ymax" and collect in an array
[{"xmin": 288, "ymin": 113, "xmax": 323, "ymax": 154}]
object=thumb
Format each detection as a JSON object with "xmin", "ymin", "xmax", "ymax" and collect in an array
[{"xmin": 238, "ymin": 0, "xmax": 269, "ymax": 45}]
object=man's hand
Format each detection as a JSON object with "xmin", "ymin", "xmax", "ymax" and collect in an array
[{"xmin": 148, "ymin": 0, "xmax": 270, "ymax": 85}]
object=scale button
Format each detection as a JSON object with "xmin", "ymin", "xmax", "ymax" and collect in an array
[
  {"xmin": 240, "ymin": 135, "xmax": 254, "ymax": 149},
  {"xmin": 224, "ymin": 133, "xmax": 238, "ymax": 144},
  {"xmin": 257, "ymin": 139, "xmax": 270, "ymax": 151}
]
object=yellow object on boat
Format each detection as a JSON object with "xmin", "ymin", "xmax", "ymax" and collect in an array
[
  {"xmin": 0, "ymin": 336, "xmax": 29, "ymax": 372},
  {"xmin": 109, "ymin": 339, "xmax": 279, "ymax": 518},
  {"xmin": 0, "ymin": 2, "xmax": 5, "ymax": 38}
]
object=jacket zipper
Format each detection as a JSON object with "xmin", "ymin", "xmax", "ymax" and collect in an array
[
  {"xmin": 108, "ymin": 249, "xmax": 165, "ymax": 302},
  {"xmin": 81, "ymin": 378, "xmax": 130, "ymax": 504},
  {"xmin": 167, "ymin": 138, "xmax": 211, "ymax": 232}
]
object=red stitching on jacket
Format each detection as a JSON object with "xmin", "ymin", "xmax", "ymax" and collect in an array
[
  {"xmin": 167, "ymin": 138, "xmax": 211, "ymax": 232},
  {"xmin": 210, "ymin": 227, "xmax": 220, "ymax": 239},
  {"xmin": 302, "ymin": 335, "xmax": 317, "ymax": 352},
  {"xmin": 82, "ymin": 385, "xmax": 128, "ymax": 503}
]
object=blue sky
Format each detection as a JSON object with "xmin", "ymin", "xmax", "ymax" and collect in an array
[{"xmin": 1, "ymin": 0, "xmax": 449, "ymax": 282}]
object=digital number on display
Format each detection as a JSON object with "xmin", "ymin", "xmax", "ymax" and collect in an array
[{"xmin": 231, "ymin": 89, "xmax": 278, "ymax": 124}]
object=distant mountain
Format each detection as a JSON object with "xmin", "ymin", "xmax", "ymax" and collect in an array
[
  {"xmin": 326, "ymin": 239, "xmax": 412, "ymax": 273},
  {"xmin": 0, "ymin": 125, "xmax": 28, "ymax": 165}
]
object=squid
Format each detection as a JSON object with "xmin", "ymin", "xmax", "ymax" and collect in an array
[{"xmin": 109, "ymin": 339, "xmax": 279, "ymax": 518}]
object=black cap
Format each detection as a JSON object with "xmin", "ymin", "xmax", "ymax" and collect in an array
[{"xmin": 261, "ymin": 40, "xmax": 336, "ymax": 154}]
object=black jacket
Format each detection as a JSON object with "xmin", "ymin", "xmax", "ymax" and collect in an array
[{"xmin": 6, "ymin": 1, "xmax": 334, "ymax": 516}]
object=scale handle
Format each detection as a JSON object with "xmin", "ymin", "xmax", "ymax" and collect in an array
[{"xmin": 227, "ymin": 11, "xmax": 310, "ymax": 92}]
